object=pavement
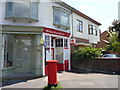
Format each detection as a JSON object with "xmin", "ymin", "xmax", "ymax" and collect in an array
[{"xmin": 0, "ymin": 72, "xmax": 119, "ymax": 89}]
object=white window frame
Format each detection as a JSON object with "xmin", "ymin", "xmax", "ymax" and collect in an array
[
  {"xmin": 53, "ymin": 6, "xmax": 70, "ymax": 28},
  {"xmin": 88, "ymin": 24, "xmax": 97, "ymax": 36},
  {"xmin": 77, "ymin": 20, "xmax": 83, "ymax": 32}
]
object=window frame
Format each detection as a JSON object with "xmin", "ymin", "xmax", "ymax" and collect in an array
[
  {"xmin": 88, "ymin": 24, "xmax": 97, "ymax": 36},
  {"xmin": 77, "ymin": 19, "xmax": 83, "ymax": 33},
  {"xmin": 3, "ymin": 34, "xmax": 14, "ymax": 68},
  {"xmin": 53, "ymin": 6, "xmax": 70, "ymax": 29},
  {"xmin": 55, "ymin": 39, "xmax": 63, "ymax": 47},
  {"xmin": 5, "ymin": 1, "xmax": 39, "ymax": 21},
  {"xmin": 64, "ymin": 39, "xmax": 68, "ymax": 47},
  {"xmin": 45, "ymin": 35, "xmax": 50, "ymax": 47}
]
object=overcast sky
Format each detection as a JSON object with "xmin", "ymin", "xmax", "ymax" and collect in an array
[{"xmin": 61, "ymin": 0, "xmax": 120, "ymax": 32}]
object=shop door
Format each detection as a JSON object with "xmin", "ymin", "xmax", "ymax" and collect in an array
[{"xmin": 14, "ymin": 36, "xmax": 32, "ymax": 73}]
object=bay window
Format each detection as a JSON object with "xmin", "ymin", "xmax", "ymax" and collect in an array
[
  {"xmin": 53, "ymin": 6, "xmax": 70, "ymax": 29},
  {"xmin": 5, "ymin": 1, "xmax": 38, "ymax": 21}
]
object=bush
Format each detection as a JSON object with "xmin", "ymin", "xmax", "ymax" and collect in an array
[
  {"xmin": 105, "ymin": 42, "xmax": 120, "ymax": 54},
  {"xmin": 73, "ymin": 47, "xmax": 102, "ymax": 63},
  {"xmin": 43, "ymin": 82, "xmax": 62, "ymax": 90}
]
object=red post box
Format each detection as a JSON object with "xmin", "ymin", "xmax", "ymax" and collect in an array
[{"xmin": 46, "ymin": 60, "xmax": 58, "ymax": 87}]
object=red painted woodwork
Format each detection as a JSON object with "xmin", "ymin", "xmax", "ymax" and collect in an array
[
  {"xmin": 64, "ymin": 60, "xmax": 69, "ymax": 71},
  {"xmin": 45, "ymin": 65, "xmax": 48, "ymax": 75},
  {"xmin": 57, "ymin": 63, "xmax": 64, "ymax": 71}
]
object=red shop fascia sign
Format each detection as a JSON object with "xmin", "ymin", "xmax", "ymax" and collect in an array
[{"xmin": 43, "ymin": 27, "xmax": 70, "ymax": 37}]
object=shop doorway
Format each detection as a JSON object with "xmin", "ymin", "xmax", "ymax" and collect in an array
[{"xmin": 14, "ymin": 35, "xmax": 33, "ymax": 74}]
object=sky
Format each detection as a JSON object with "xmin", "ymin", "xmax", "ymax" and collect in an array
[{"xmin": 61, "ymin": 0, "xmax": 120, "ymax": 32}]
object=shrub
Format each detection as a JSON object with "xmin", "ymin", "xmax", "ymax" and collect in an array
[
  {"xmin": 73, "ymin": 47, "xmax": 102, "ymax": 63},
  {"xmin": 105, "ymin": 42, "xmax": 120, "ymax": 54},
  {"xmin": 43, "ymin": 82, "xmax": 62, "ymax": 90}
]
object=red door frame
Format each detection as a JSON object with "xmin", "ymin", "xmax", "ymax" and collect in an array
[{"xmin": 51, "ymin": 48, "xmax": 54, "ymax": 60}]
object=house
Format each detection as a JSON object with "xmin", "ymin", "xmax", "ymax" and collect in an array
[
  {"xmin": 0, "ymin": 0, "xmax": 101, "ymax": 80},
  {"xmin": 0, "ymin": 0, "xmax": 73, "ymax": 79},
  {"xmin": 97, "ymin": 30, "xmax": 109, "ymax": 48},
  {"xmin": 70, "ymin": 8, "xmax": 101, "ymax": 51}
]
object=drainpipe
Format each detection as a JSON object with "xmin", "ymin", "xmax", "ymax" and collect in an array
[{"xmin": 69, "ymin": 11, "xmax": 73, "ymax": 38}]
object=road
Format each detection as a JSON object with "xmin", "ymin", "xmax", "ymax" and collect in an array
[{"xmin": 1, "ymin": 72, "xmax": 119, "ymax": 89}]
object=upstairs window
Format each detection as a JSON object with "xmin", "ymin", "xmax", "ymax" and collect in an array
[
  {"xmin": 53, "ymin": 6, "xmax": 70, "ymax": 29},
  {"xmin": 77, "ymin": 20, "xmax": 83, "ymax": 32},
  {"xmin": 5, "ymin": 1, "xmax": 38, "ymax": 21},
  {"xmin": 88, "ymin": 24, "xmax": 97, "ymax": 35}
]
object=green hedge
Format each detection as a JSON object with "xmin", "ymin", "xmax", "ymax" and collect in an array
[{"xmin": 73, "ymin": 47, "xmax": 102, "ymax": 63}]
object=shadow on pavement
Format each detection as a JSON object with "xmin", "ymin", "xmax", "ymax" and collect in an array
[{"xmin": 63, "ymin": 67, "xmax": 120, "ymax": 76}]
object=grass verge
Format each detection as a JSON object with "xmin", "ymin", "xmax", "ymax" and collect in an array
[{"xmin": 43, "ymin": 82, "xmax": 62, "ymax": 90}]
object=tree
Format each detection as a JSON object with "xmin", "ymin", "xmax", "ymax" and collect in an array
[
  {"xmin": 106, "ymin": 20, "xmax": 120, "ymax": 54},
  {"xmin": 109, "ymin": 20, "xmax": 120, "ymax": 42}
]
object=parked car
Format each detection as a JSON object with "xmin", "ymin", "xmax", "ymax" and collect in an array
[{"xmin": 101, "ymin": 54, "xmax": 120, "ymax": 58}]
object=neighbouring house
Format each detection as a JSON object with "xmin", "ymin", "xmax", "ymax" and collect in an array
[
  {"xmin": 70, "ymin": 8, "xmax": 101, "ymax": 52},
  {"xmin": 0, "ymin": 0, "xmax": 101, "ymax": 80},
  {"xmin": 97, "ymin": 30, "xmax": 109, "ymax": 48}
]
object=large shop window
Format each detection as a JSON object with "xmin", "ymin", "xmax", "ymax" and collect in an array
[
  {"xmin": 5, "ymin": 1, "xmax": 38, "ymax": 21},
  {"xmin": 3, "ymin": 35, "xmax": 14, "ymax": 68},
  {"xmin": 53, "ymin": 6, "xmax": 70, "ymax": 29},
  {"xmin": 88, "ymin": 25, "xmax": 97, "ymax": 36}
]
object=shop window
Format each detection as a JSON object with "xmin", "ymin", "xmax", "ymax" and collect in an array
[
  {"xmin": 77, "ymin": 20, "xmax": 83, "ymax": 32},
  {"xmin": 64, "ymin": 39, "xmax": 68, "ymax": 47},
  {"xmin": 53, "ymin": 6, "xmax": 70, "ymax": 29},
  {"xmin": 5, "ymin": 1, "xmax": 38, "ymax": 21},
  {"xmin": 55, "ymin": 39, "xmax": 63, "ymax": 47},
  {"xmin": 88, "ymin": 24, "xmax": 97, "ymax": 36},
  {"xmin": 3, "ymin": 35, "xmax": 14, "ymax": 67},
  {"xmin": 45, "ymin": 35, "xmax": 50, "ymax": 47}
]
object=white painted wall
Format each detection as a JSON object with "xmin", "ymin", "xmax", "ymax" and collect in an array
[
  {"xmin": 72, "ymin": 13, "xmax": 100, "ymax": 44},
  {"xmin": 1, "ymin": 0, "xmax": 72, "ymax": 34}
]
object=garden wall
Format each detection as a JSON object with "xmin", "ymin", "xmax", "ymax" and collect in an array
[{"xmin": 73, "ymin": 58, "xmax": 120, "ymax": 74}]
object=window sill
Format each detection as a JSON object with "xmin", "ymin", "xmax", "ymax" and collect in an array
[
  {"xmin": 53, "ymin": 23, "xmax": 70, "ymax": 30},
  {"xmin": 89, "ymin": 34, "xmax": 97, "ymax": 36},
  {"xmin": 2, "ymin": 67, "xmax": 14, "ymax": 71},
  {"xmin": 5, "ymin": 16, "xmax": 39, "ymax": 22},
  {"xmin": 77, "ymin": 31, "xmax": 83, "ymax": 33}
]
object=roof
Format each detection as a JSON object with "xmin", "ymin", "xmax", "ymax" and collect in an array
[{"xmin": 55, "ymin": 0, "xmax": 102, "ymax": 25}]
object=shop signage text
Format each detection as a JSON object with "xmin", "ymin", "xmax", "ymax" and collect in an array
[{"xmin": 44, "ymin": 28, "xmax": 70, "ymax": 37}]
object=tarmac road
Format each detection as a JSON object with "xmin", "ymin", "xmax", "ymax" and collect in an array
[{"xmin": 1, "ymin": 72, "xmax": 119, "ymax": 89}]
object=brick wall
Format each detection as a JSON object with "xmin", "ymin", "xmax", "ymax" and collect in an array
[{"xmin": 73, "ymin": 58, "xmax": 120, "ymax": 73}]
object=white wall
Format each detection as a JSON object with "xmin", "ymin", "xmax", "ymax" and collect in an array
[
  {"xmin": 72, "ymin": 13, "xmax": 100, "ymax": 44},
  {"xmin": 1, "ymin": 0, "xmax": 72, "ymax": 34}
]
